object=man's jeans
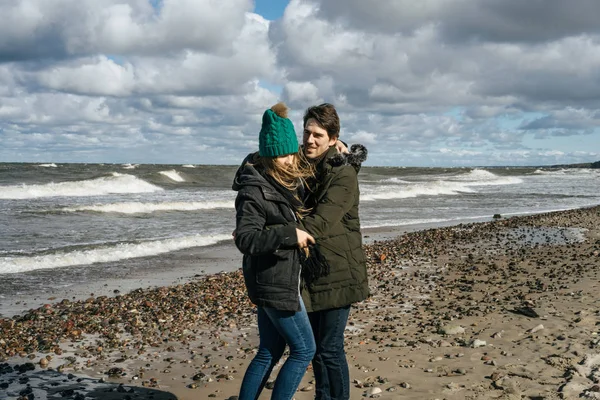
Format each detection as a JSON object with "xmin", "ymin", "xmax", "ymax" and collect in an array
[
  {"xmin": 239, "ymin": 297, "xmax": 316, "ymax": 400},
  {"xmin": 308, "ymin": 305, "xmax": 351, "ymax": 400}
]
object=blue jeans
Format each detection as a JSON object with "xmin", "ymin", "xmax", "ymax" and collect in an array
[
  {"xmin": 308, "ymin": 306, "xmax": 351, "ymax": 400},
  {"xmin": 239, "ymin": 297, "xmax": 316, "ymax": 400}
]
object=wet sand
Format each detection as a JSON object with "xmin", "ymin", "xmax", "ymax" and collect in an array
[{"xmin": 1, "ymin": 205, "xmax": 599, "ymax": 399}]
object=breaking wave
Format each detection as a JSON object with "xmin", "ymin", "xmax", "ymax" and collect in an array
[
  {"xmin": 362, "ymin": 169, "xmax": 522, "ymax": 201},
  {"xmin": 0, "ymin": 173, "xmax": 163, "ymax": 200},
  {"xmin": 159, "ymin": 170, "xmax": 185, "ymax": 182},
  {"xmin": 0, "ymin": 234, "xmax": 232, "ymax": 274},
  {"xmin": 61, "ymin": 200, "xmax": 234, "ymax": 214}
]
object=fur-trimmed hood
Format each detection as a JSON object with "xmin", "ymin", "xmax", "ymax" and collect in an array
[{"xmin": 327, "ymin": 144, "xmax": 368, "ymax": 167}]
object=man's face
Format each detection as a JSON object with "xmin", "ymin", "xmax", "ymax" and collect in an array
[{"xmin": 303, "ymin": 118, "xmax": 336, "ymax": 159}]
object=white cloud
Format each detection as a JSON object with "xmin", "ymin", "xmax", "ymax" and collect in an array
[
  {"xmin": 346, "ymin": 131, "xmax": 377, "ymax": 144},
  {"xmin": 0, "ymin": 0, "xmax": 253, "ymax": 59},
  {"xmin": 282, "ymin": 81, "xmax": 322, "ymax": 108},
  {"xmin": 0, "ymin": 0, "xmax": 599, "ymax": 166}
]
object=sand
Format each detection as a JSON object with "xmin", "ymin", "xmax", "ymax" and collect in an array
[{"xmin": 1, "ymin": 206, "xmax": 599, "ymax": 399}]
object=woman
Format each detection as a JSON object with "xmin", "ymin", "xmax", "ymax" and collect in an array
[{"xmin": 232, "ymin": 102, "xmax": 316, "ymax": 400}]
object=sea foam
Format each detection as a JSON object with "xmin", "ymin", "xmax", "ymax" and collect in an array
[
  {"xmin": 362, "ymin": 170, "xmax": 522, "ymax": 201},
  {"xmin": 362, "ymin": 180, "xmax": 477, "ymax": 201},
  {"xmin": 451, "ymin": 169, "xmax": 523, "ymax": 185},
  {"xmin": 62, "ymin": 200, "xmax": 234, "ymax": 214},
  {"xmin": 159, "ymin": 170, "xmax": 185, "ymax": 182},
  {"xmin": 0, "ymin": 173, "xmax": 162, "ymax": 199},
  {"xmin": 0, "ymin": 234, "xmax": 232, "ymax": 274}
]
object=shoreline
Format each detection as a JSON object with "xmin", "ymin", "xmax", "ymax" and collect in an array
[
  {"xmin": 4, "ymin": 203, "xmax": 594, "ymax": 319},
  {"xmin": 1, "ymin": 205, "xmax": 599, "ymax": 399},
  {"xmin": 0, "ymin": 241, "xmax": 240, "ymax": 318}
]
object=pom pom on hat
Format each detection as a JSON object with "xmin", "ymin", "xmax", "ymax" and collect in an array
[{"xmin": 270, "ymin": 102, "xmax": 288, "ymax": 118}]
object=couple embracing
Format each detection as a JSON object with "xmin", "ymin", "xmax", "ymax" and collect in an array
[{"xmin": 232, "ymin": 102, "xmax": 369, "ymax": 400}]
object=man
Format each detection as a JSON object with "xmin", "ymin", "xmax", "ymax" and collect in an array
[{"xmin": 299, "ymin": 103, "xmax": 369, "ymax": 400}]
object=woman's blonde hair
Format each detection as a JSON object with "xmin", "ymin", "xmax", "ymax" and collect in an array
[{"xmin": 255, "ymin": 152, "xmax": 314, "ymax": 217}]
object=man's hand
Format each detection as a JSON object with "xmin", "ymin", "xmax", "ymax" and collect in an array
[{"xmin": 296, "ymin": 228, "xmax": 315, "ymax": 248}]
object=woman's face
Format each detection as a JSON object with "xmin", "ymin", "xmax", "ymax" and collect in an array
[{"xmin": 275, "ymin": 153, "xmax": 296, "ymax": 167}]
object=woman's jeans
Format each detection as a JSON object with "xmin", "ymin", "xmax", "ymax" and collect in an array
[
  {"xmin": 308, "ymin": 305, "xmax": 351, "ymax": 400},
  {"xmin": 239, "ymin": 297, "xmax": 316, "ymax": 400}
]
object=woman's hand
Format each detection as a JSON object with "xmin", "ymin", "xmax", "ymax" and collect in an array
[
  {"xmin": 335, "ymin": 140, "xmax": 348, "ymax": 154},
  {"xmin": 296, "ymin": 228, "xmax": 315, "ymax": 248}
]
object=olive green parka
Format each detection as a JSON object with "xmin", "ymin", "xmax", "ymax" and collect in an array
[{"xmin": 300, "ymin": 144, "xmax": 370, "ymax": 312}]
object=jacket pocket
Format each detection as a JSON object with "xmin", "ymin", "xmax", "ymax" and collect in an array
[{"xmin": 255, "ymin": 249, "xmax": 296, "ymax": 287}]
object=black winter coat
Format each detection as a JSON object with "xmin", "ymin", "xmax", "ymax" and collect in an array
[{"xmin": 232, "ymin": 156, "xmax": 302, "ymax": 312}]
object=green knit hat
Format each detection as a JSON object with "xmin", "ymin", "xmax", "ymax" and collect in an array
[{"xmin": 259, "ymin": 102, "xmax": 298, "ymax": 157}]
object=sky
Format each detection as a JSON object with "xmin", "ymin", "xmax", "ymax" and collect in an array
[{"xmin": 0, "ymin": 0, "xmax": 599, "ymax": 167}]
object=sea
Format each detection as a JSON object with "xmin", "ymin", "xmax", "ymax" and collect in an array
[{"xmin": 1, "ymin": 162, "xmax": 599, "ymax": 315}]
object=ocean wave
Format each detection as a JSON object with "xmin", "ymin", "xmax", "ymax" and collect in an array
[
  {"xmin": 457, "ymin": 169, "xmax": 498, "ymax": 180},
  {"xmin": 379, "ymin": 177, "xmax": 411, "ymax": 184},
  {"xmin": 38, "ymin": 163, "xmax": 57, "ymax": 168},
  {"xmin": 159, "ymin": 169, "xmax": 185, "ymax": 182},
  {"xmin": 534, "ymin": 168, "xmax": 598, "ymax": 176},
  {"xmin": 362, "ymin": 180, "xmax": 477, "ymax": 201},
  {"xmin": 0, "ymin": 233, "xmax": 232, "ymax": 274},
  {"xmin": 0, "ymin": 173, "xmax": 163, "ymax": 200},
  {"xmin": 181, "ymin": 164, "xmax": 196, "ymax": 168},
  {"xmin": 451, "ymin": 169, "xmax": 523, "ymax": 185},
  {"xmin": 121, "ymin": 163, "xmax": 138, "ymax": 169},
  {"xmin": 363, "ymin": 169, "xmax": 522, "ymax": 201},
  {"xmin": 61, "ymin": 200, "xmax": 234, "ymax": 214}
]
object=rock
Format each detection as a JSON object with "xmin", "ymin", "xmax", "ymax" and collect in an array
[
  {"xmin": 366, "ymin": 387, "xmax": 382, "ymax": 397},
  {"xmin": 192, "ymin": 372, "xmax": 206, "ymax": 381},
  {"xmin": 441, "ymin": 325, "xmax": 465, "ymax": 335},
  {"xmin": 107, "ymin": 367, "xmax": 124, "ymax": 377},
  {"xmin": 490, "ymin": 371, "xmax": 505, "ymax": 381},
  {"xmin": 471, "ymin": 339, "xmax": 486, "ymax": 348},
  {"xmin": 529, "ymin": 324, "xmax": 544, "ymax": 333},
  {"xmin": 510, "ymin": 307, "xmax": 539, "ymax": 318},
  {"xmin": 400, "ymin": 382, "xmax": 410, "ymax": 389},
  {"xmin": 493, "ymin": 377, "xmax": 521, "ymax": 395},
  {"xmin": 561, "ymin": 381, "xmax": 592, "ymax": 398}
]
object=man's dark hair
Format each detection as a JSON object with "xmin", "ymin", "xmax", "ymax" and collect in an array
[{"xmin": 303, "ymin": 103, "xmax": 340, "ymax": 140}]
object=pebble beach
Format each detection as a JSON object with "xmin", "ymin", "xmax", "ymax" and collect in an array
[{"xmin": 1, "ymin": 206, "xmax": 599, "ymax": 399}]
